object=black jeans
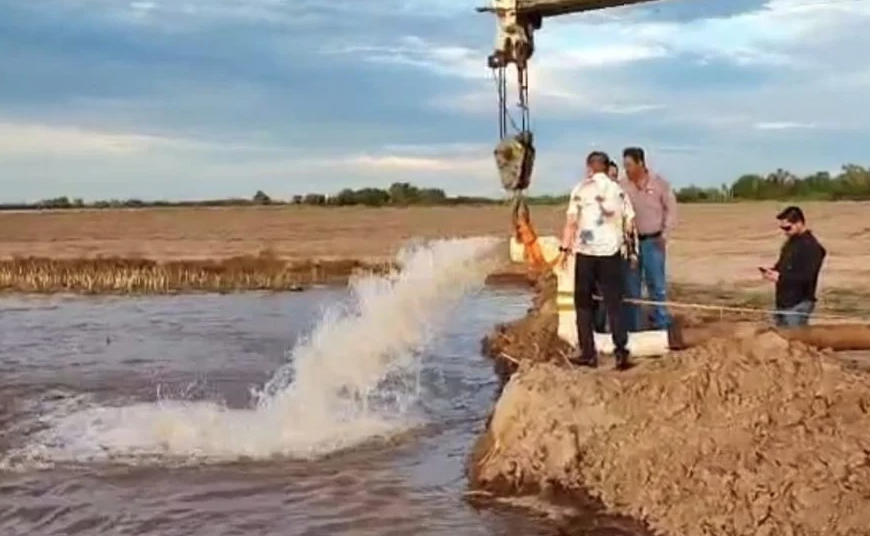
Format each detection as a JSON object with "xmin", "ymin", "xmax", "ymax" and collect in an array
[
  {"xmin": 574, "ymin": 253, "xmax": 629, "ymax": 360},
  {"xmin": 592, "ymin": 282, "xmax": 608, "ymax": 332}
]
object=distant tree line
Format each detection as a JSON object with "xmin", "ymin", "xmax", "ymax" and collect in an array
[
  {"xmin": 0, "ymin": 182, "xmax": 501, "ymax": 211},
  {"xmin": 2, "ymin": 164, "xmax": 868, "ymax": 211},
  {"xmin": 674, "ymin": 164, "xmax": 870, "ymax": 202}
]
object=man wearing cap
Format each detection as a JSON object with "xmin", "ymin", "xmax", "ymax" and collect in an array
[
  {"xmin": 559, "ymin": 151, "xmax": 637, "ymax": 370},
  {"xmin": 621, "ymin": 147, "xmax": 678, "ymax": 331}
]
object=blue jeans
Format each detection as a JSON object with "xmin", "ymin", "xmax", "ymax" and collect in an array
[
  {"xmin": 773, "ymin": 300, "xmax": 815, "ymax": 327},
  {"xmin": 624, "ymin": 237, "xmax": 671, "ymax": 331}
]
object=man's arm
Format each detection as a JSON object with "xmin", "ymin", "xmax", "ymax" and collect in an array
[
  {"xmin": 660, "ymin": 177, "xmax": 678, "ymax": 238},
  {"xmin": 561, "ymin": 186, "xmax": 580, "ymax": 251},
  {"xmin": 779, "ymin": 241, "xmax": 826, "ymax": 285},
  {"xmin": 561, "ymin": 217, "xmax": 578, "ymax": 251},
  {"xmin": 619, "ymin": 187, "xmax": 639, "ymax": 264},
  {"xmin": 617, "ymin": 183, "xmax": 636, "ymax": 223},
  {"xmin": 772, "ymin": 243, "xmax": 786, "ymax": 272}
]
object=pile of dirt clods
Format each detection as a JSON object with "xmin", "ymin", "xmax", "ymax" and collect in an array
[{"xmin": 471, "ymin": 276, "xmax": 870, "ymax": 536}]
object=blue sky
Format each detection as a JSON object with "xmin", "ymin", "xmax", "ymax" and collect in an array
[{"xmin": 1, "ymin": 0, "xmax": 868, "ymax": 201}]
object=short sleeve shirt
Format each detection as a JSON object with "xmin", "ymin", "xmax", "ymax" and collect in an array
[{"xmin": 566, "ymin": 173, "xmax": 635, "ymax": 257}]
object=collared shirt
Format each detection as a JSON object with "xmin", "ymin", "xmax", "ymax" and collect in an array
[
  {"xmin": 619, "ymin": 170, "xmax": 677, "ymax": 237},
  {"xmin": 566, "ymin": 172, "xmax": 635, "ymax": 257}
]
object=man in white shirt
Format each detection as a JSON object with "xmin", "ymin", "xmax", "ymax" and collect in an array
[{"xmin": 559, "ymin": 151, "xmax": 637, "ymax": 370}]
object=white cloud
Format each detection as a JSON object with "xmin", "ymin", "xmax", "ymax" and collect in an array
[
  {"xmin": 296, "ymin": 148, "xmax": 494, "ymax": 180},
  {"xmin": 0, "ymin": 139, "xmax": 504, "ymax": 201},
  {"xmin": 59, "ymin": 0, "xmax": 473, "ymax": 30},
  {"xmin": 325, "ymin": 37, "xmax": 485, "ymax": 80},
  {"xmin": 556, "ymin": 0, "xmax": 870, "ymax": 67},
  {"xmin": 0, "ymin": 122, "xmax": 165, "ymax": 155},
  {"xmin": 380, "ymin": 142, "xmax": 488, "ymax": 155},
  {"xmin": 338, "ymin": 0, "xmax": 870, "ymax": 128},
  {"xmin": 5, "ymin": 0, "xmax": 868, "ymax": 200},
  {"xmin": 0, "ymin": 121, "xmax": 287, "ymax": 156},
  {"xmin": 350, "ymin": 154, "xmax": 490, "ymax": 173},
  {"xmin": 129, "ymin": 1, "xmax": 156, "ymax": 12},
  {"xmin": 753, "ymin": 121, "xmax": 817, "ymax": 131},
  {"xmin": 544, "ymin": 42, "xmax": 668, "ymax": 69}
]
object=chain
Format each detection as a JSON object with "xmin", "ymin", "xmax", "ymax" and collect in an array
[
  {"xmin": 518, "ymin": 64, "xmax": 530, "ymax": 132},
  {"xmin": 492, "ymin": 64, "xmax": 530, "ymax": 139},
  {"xmin": 496, "ymin": 66, "xmax": 507, "ymax": 139}
]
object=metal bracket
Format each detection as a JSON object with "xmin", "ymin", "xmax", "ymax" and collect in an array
[{"xmin": 479, "ymin": 0, "xmax": 539, "ymax": 70}]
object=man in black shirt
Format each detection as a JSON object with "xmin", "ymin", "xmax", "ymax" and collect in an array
[{"xmin": 760, "ymin": 206, "xmax": 827, "ymax": 327}]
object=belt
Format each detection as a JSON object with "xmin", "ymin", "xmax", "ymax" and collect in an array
[{"xmin": 638, "ymin": 231, "xmax": 662, "ymax": 240}]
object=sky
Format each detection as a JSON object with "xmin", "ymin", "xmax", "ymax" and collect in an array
[{"xmin": 1, "ymin": 0, "xmax": 869, "ymax": 202}]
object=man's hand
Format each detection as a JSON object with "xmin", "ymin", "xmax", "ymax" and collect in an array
[
  {"xmin": 655, "ymin": 235, "xmax": 666, "ymax": 251},
  {"xmin": 761, "ymin": 268, "xmax": 779, "ymax": 282}
]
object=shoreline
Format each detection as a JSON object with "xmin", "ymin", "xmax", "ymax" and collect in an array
[
  {"xmin": 0, "ymin": 255, "xmax": 538, "ymax": 294},
  {"xmin": 1, "ymin": 254, "xmax": 866, "ymax": 324}
]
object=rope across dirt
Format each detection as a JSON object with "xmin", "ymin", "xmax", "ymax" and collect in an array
[{"xmin": 470, "ymin": 272, "xmax": 870, "ymax": 536}]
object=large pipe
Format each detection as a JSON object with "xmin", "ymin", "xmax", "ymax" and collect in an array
[
  {"xmin": 671, "ymin": 321, "xmax": 870, "ymax": 353},
  {"xmin": 509, "ymin": 235, "xmax": 870, "ymax": 354}
]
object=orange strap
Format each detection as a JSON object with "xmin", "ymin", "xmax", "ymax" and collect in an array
[{"xmin": 513, "ymin": 202, "xmax": 560, "ymax": 273}]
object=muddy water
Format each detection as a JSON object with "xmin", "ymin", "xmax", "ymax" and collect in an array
[{"xmin": 0, "ymin": 288, "xmax": 558, "ymax": 536}]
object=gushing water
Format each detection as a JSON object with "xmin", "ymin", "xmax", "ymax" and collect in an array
[{"xmin": 2, "ymin": 237, "xmax": 502, "ymax": 468}]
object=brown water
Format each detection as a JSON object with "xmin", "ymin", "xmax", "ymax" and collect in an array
[{"xmin": 0, "ymin": 288, "xmax": 561, "ymax": 536}]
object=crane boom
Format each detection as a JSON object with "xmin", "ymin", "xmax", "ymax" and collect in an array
[
  {"xmin": 513, "ymin": 0, "xmax": 659, "ymax": 18},
  {"xmin": 480, "ymin": 0, "xmax": 665, "ymax": 196},
  {"xmin": 478, "ymin": 0, "xmax": 662, "ymax": 69}
]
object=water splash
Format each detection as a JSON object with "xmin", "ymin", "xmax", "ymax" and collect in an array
[{"xmin": 1, "ymin": 237, "xmax": 503, "ymax": 468}]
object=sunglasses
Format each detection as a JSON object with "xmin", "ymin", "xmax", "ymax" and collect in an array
[{"xmin": 779, "ymin": 224, "xmax": 793, "ymax": 232}]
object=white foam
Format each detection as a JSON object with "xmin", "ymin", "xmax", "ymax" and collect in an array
[{"xmin": 2, "ymin": 237, "xmax": 502, "ymax": 469}]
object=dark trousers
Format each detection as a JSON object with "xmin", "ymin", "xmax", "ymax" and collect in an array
[
  {"xmin": 574, "ymin": 253, "xmax": 629, "ymax": 360},
  {"xmin": 592, "ymin": 282, "xmax": 608, "ymax": 332}
]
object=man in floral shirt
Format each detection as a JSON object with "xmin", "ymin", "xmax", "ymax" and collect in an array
[{"xmin": 559, "ymin": 151, "xmax": 637, "ymax": 370}]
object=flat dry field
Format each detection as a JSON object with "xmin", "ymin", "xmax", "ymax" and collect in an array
[{"xmin": 1, "ymin": 202, "xmax": 868, "ymax": 292}]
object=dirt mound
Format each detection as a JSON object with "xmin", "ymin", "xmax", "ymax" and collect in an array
[
  {"xmin": 471, "ymin": 282, "xmax": 870, "ymax": 535},
  {"xmin": 482, "ymin": 273, "xmax": 570, "ymax": 378}
]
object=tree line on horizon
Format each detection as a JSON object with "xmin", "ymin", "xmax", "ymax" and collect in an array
[{"xmin": 3, "ymin": 164, "xmax": 868, "ymax": 211}]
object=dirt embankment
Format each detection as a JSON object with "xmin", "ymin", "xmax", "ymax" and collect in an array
[{"xmin": 471, "ymin": 274, "xmax": 870, "ymax": 536}]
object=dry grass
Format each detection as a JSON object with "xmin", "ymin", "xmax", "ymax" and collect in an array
[
  {"xmin": 0, "ymin": 254, "xmax": 389, "ymax": 294},
  {"xmin": 0, "ymin": 202, "xmax": 868, "ymax": 295}
]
